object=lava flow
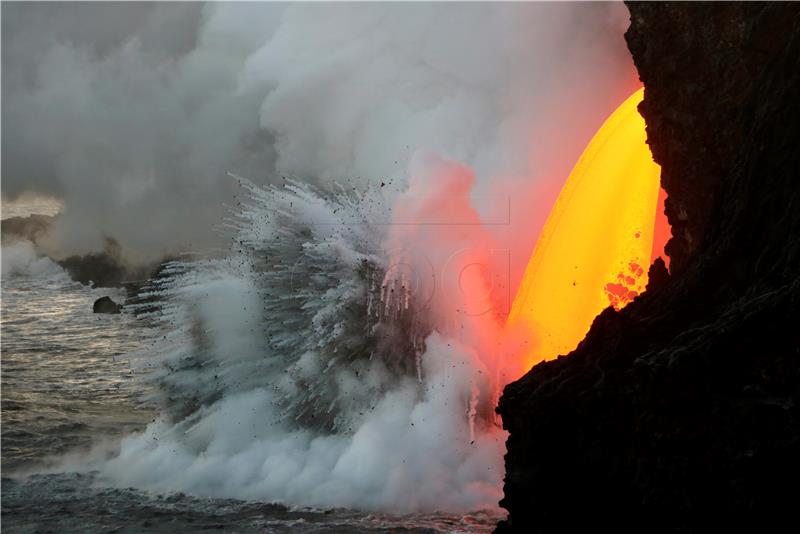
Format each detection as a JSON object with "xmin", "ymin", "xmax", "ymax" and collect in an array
[{"xmin": 505, "ymin": 88, "xmax": 665, "ymax": 370}]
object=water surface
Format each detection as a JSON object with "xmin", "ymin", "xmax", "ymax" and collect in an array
[{"xmin": 1, "ymin": 263, "xmax": 501, "ymax": 533}]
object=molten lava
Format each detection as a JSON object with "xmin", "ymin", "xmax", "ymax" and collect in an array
[{"xmin": 505, "ymin": 88, "xmax": 662, "ymax": 370}]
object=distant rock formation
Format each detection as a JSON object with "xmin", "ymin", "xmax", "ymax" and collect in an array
[
  {"xmin": 57, "ymin": 239, "xmax": 128, "ymax": 288},
  {"xmin": 93, "ymin": 296, "xmax": 121, "ymax": 314},
  {"xmin": 497, "ymin": 3, "xmax": 800, "ymax": 532},
  {"xmin": 2, "ymin": 216, "xmax": 166, "ymax": 289},
  {"xmin": 56, "ymin": 237, "xmax": 169, "ymax": 289}
]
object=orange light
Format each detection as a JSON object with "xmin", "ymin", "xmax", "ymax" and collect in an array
[{"xmin": 505, "ymin": 88, "xmax": 661, "ymax": 370}]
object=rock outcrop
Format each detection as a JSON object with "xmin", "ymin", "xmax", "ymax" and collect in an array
[
  {"xmin": 93, "ymin": 296, "xmax": 121, "ymax": 314},
  {"xmin": 2, "ymin": 220, "xmax": 164, "ymax": 289},
  {"xmin": 497, "ymin": 3, "xmax": 800, "ymax": 532},
  {"xmin": 57, "ymin": 237, "xmax": 168, "ymax": 289},
  {"xmin": 56, "ymin": 237, "xmax": 130, "ymax": 288}
]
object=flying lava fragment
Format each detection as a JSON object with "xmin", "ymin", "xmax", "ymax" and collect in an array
[{"xmin": 505, "ymin": 88, "xmax": 662, "ymax": 370}]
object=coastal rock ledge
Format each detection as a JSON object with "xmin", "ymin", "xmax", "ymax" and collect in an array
[{"xmin": 496, "ymin": 3, "xmax": 800, "ymax": 532}]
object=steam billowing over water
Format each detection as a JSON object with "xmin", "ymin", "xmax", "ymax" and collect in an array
[
  {"xmin": 3, "ymin": 2, "xmax": 634, "ymax": 265},
  {"xmin": 3, "ymin": 1, "xmax": 639, "ymax": 530}
]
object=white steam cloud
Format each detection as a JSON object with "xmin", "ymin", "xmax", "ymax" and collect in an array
[
  {"xmin": 6, "ymin": 1, "xmax": 638, "ymax": 513},
  {"xmin": 4, "ymin": 1, "xmax": 633, "ymax": 274}
]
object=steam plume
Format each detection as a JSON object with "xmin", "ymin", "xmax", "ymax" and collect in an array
[{"xmin": 3, "ymin": 1, "xmax": 634, "ymax": 272}]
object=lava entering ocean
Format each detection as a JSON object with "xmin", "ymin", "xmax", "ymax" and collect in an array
[
  {"xmin": 504, "ymin": 88, "xmax": 665, "ymax": 370},
  {"xmin": 88, "ymin": 87, "xmax": 665, "ymax": 513}
]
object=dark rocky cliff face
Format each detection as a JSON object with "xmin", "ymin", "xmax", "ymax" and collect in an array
[{"xmin": 497, "ymin": 3, "xmax": 800, "ymax": 532}]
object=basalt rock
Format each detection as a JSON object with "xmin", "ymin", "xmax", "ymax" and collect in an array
[
  {"xmin": 59, "ymin": 251, "xmax": 129, "ymax": 288},
  {"xmin": 56, "ymin": 237, "xmax": 167, "ymax": 289},
  {"xmin": 497, "ymin": 3, "xmax": 800, "ymax": 532},
  {"xmin": 1, "ymin": 220, "xmax": 160, "ymax": 288},
  {"xmin": 93, "ymin": 296, "xmax": 121, "ymax": 314}
]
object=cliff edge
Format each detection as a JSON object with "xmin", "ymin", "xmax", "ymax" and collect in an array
[{"xmin": 497, "ymin": 3, "xmax": 800, "ymax": 531}]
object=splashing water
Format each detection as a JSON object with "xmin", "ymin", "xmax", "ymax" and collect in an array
[{"xmin": 96, "ymin": 169, "xmax": 508, "ymax": 512}]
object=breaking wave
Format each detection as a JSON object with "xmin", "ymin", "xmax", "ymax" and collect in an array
[{"xmin": 1, "ymin": 239, "xmax": 68, "ymax": 281}]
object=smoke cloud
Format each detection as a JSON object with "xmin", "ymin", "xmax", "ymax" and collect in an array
[
  {"xmin": 3, "ymin": 1, "xmax": 634, "ymax": 273},
  {"xmin": 6, "ymin": 2, "xmax": 644, "ymax": 513}
]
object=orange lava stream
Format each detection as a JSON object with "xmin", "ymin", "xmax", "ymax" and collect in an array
[{"xmin": 504, "ymin": 88, "xmax": 662, "ymax": 371}]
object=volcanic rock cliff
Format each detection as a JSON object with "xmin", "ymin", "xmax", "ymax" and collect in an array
[{"xmin": 497, "ymin": 2, "xmax": 800, "ymax": 531}]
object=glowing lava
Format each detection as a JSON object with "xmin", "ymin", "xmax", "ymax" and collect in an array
[{"xmin": 505, "ymin": 88, "xmax": 662, "ymax": 370}]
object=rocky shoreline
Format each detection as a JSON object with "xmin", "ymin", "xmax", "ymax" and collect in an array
[{"xmin": 2, "ymin": 214, "xmax": 168, "ymax": 290}]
